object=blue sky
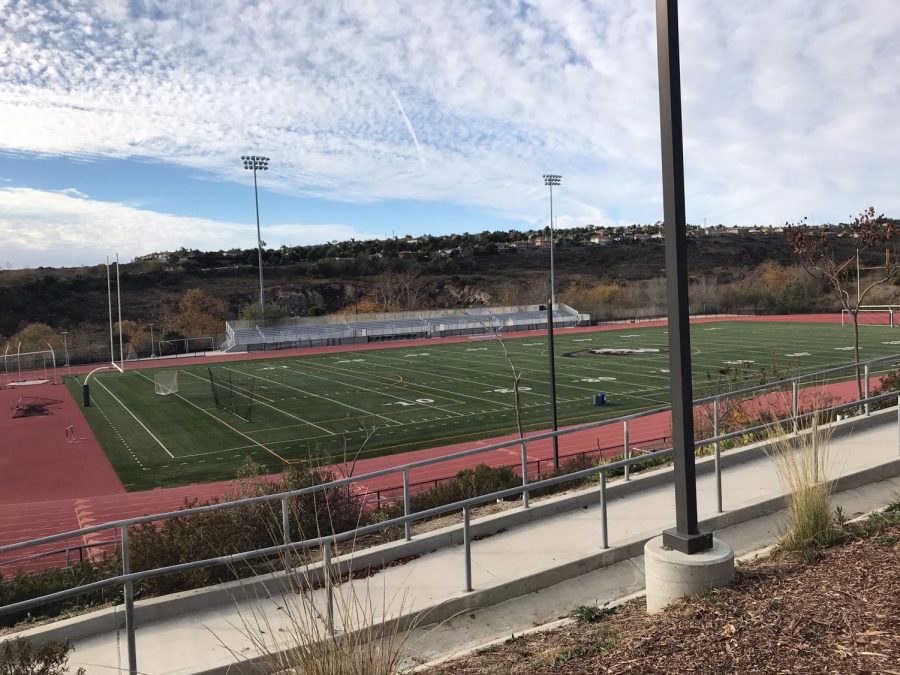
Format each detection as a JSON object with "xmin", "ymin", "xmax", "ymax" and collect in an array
[{"xmin": 1, "ymin": 0, "xmax": 899, "ymax": 268}]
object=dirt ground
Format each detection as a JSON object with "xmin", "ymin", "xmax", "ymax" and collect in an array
[{"xmin": 425, "ymin": 522, "xmax": 900, "ymax": 675}]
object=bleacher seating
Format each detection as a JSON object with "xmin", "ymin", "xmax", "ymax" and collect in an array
[{"xmin": 221, "ymin": 304, "xmax": 588, "ymax": 352}]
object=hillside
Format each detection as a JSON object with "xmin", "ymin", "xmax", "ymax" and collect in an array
[{"xmin": 0, "ymin": 233, "xmax": 805, "ymax": 337}]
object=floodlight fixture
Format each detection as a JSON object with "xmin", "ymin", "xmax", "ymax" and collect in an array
[
  {"xmin": 241, "ymin": 154, "xmax": 271, "ymax": 319},
  {"xmin": 543, "ymin": 174, "xmax": 561, "ymax": 187}
]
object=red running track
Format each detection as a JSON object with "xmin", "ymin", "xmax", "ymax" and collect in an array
[{"xmin": 0, "ymin": 313, "xmax": 874, "ymax": 573}]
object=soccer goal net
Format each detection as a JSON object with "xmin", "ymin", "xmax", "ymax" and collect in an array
[
  {"xmin": 154, "ymin": 371, "xmax": 179, "ymax": 395},
  {"xmin": 841, "ymin": 307, "xmax": 899, "ymax": 327},
  {"xmin": 208, "ymin": 367, "xmax": 255, "ymax": 422}
]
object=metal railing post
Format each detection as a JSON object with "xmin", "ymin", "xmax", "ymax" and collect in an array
[
  {"xmin": 120, "ymin": 527, "xmax": 137, "ymax": 675},
  {"xmin": 792, "ymin": 381, "xmax": 799, "ymax": 434},
  {"xmin": 402, "ymin": 468, "xmax": 412, "ymax": 541},
  {"xmin": 280, "ymin": 497, "xmax": 292, "ymax": 576},
  {"xmin": 599, "ymin": 472, "xmax": 608, "ymax": 549},
  {"xmin": 623, "ymin": 419, "xmax": 631, "ymax": 481},
  {"xmin": 520, "ymin": 439, "xmax": 530, "ymax": 508},
  {"xmin": 714, "ymin": 397, "xmax": 722, "ymax": 513},
  {"xmin": 864, "ymin": 364, "xmax": 870, "ymax": 416},
  {"xmin": 323, "ymin": 541, "xmax": 334, "ymax": 636},
  {"xmin": 463, "ymin": 505, "xmax": 472, "ymax": 592}
]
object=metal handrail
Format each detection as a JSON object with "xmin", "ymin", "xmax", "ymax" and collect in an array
[
  {"xmin": 2, "ymin": 389, "xmax": 897, "ymax": 621},
  {"xmin": 3, "ymin": 386, "xmax": 899, "ymax": 675},
  {"xmin": 1, "ymin": 352, "xmax": 896, "ymax": 557}
]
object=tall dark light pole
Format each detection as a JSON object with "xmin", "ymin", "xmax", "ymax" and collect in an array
[
  {"xmin": 241, "ymin": 155, "xmax": 270, "ymax": 321},
  {"xmin": 656, "ymin": 0, "xmax": 712, "ymax": 554},
  {"xmin": 543, "ymin": 174, "xmax": 561, "ymax": 470}
]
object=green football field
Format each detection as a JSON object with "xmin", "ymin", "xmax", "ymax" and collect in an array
[{"xmin": 66, "ymin": 321, "xmax": 900, "ymax": 490}]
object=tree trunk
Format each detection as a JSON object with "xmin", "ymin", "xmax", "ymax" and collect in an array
[{"xmin": 852, "ymin": 310, "xmax": 863, "ymax": 401}]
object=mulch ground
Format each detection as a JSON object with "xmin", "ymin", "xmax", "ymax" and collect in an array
[{"xmin": 426, "ymin": 524, "xmax": 900, "ymax": 674}]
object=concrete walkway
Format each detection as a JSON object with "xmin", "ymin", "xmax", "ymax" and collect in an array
[{"xmin": 16, "ymin": 412, "xmax": 900, "ymax": 674}]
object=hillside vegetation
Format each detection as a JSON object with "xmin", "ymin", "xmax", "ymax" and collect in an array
[{"xmin": 2, "ymin": 232, "xmax": 897, "ymax": 360}]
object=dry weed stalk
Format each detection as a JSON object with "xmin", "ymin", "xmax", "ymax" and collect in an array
[{"xmin": 224, "ymin": 564, "xmax": 418, "ymax": 675}]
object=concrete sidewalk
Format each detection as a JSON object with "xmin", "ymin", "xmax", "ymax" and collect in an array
[{"xmin": 16, "ymin": 412, "xmax": 900, "ymax": 674}]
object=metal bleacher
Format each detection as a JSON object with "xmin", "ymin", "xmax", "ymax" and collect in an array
[{"xmin": 221, "ymin": 304, "xmax": 590, "ymax": 353}]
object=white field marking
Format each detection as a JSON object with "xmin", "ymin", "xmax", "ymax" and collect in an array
[
  {"xmin": 93, "ymin": 376, "xmax": 175, "ymax": 458},
  {"xmin": 374, "ymin": 349, "xmax": 614, "ymax": 396},
  {"xmin": 723, "ymin": 360, "xmax": 755, "ymax": 366},
  {"xmin": 279, "ymin": 362, "xmax": 468, "ymax": 418},
  {"xmin": 522, "ymin": 342, "xmax": 543, "ymax": 346},
  {"xmin": 404, "ymin": 353, "xmax": 430, "ymax": 357},
  {"xmin": 704, "ymin": 327, "xmax": 723, "ymax": 331},
  {"xmin": 659, "ymin": 369, "xmax": 670, "ymax": 373},
  {"xmin": 489, "ymin": 387, "xmax": 532, "ymax": 394},
  {"xmin": 579, "ymin": 377, "xmax": 616, "ymax": 382},
  {"xmin": 882, "ymin": 340, "xmax": 900, "ymax": 345},
  {"xmin": 383, "ymin": 398, "xmax": 435, "ymax": 407},
  {"xmin": 573, "ymin": 338, "xmax": 593, "ymax": 342},
  {"xmin": 785, "ymin": 352, "xmax": 811, "ymax": 357},
  {"xmin": 178, "ymin": 369, "xmax": 335, "ymax": 435},
  {"xmin": 133, "ymin": 371, "xmax": 289, "ymax": 462},
  {"xmin": 230, "ymin": 366, "xmax": 399, "ymax": 425},
  {"xmin": 620, "ymin": 334, "xmax": 640, "ymax": 338},
  {"xmin": 330, "ymin": 353, "xmax": 520, "ymax": 407},
  {"xmin": 465, "ymin": 347, "xmax": 488, "ymax": 351},
  {"xmin": 834, "ymin": 346, "xmax": 854, "ymax": 351},
  {"xmin": 335, "ymin": 358, "xmax": 366, "ymax": 363}
]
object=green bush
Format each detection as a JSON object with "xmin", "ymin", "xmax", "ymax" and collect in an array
[
  {"xmin": 383, "ymin": 464, "xmax": 520, "ymax": 516},
  {"xmin": 0, "ymin": 559, "xmax": 120, "ymax": 628},
  {"xmin": 128, "ymin": 460, "xmax": 367, "ymax": 597},
  {"xmin": 0, "ymin": 637, "xmax": 84, "ymax": 675}
]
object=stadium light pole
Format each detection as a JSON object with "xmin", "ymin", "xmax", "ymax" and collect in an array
[
  {"xmin": 148, "ymin": 323, "xmax": 156, "ymax": 358},
  {"xmin": 543, "ymin": 173, "xmax": 561, "ymax": 470},
  {"xmin": 656, "ymin": 0, "xmax": 712, "ymax": 554},
  {"xmin": 241, "ymin": 155, "xmax": 270, "ymax": 322}
]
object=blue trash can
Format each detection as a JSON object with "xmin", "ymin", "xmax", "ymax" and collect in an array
[{"xmin": 593, "ymin": 392, "xmax": 607, "ymax": 406}]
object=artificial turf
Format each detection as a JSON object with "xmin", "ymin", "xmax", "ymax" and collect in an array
[{"xmin": 65, "ymin": 320, "xmax": 900, "ymax": 490}]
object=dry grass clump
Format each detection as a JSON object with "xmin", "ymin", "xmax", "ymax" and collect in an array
[
  {"xmin": 229, "ymin": 571, "xmax": 417, "ymax": 675},
  {"xmin": 766, "ymin": 414, "xmax": 844, "ymax": 554}
]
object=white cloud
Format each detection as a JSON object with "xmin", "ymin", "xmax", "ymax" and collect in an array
[
  {"xmin": 0, "ymin": 0, "xmax": 898, "ymax": 228},
  {"xmin": 0, "ymin": 187, "xmax": 365, "ymax": 268}
]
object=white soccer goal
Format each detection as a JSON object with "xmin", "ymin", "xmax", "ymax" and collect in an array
[
  {"xmin": 153, "ymin": 371, "xmax": 179, "ymax": 395},
  {"xmin": 841, "ymin": 306, "xmax": 899, "ymax": 327}
]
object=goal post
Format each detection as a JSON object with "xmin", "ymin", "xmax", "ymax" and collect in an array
[
  {"xmin": 208, "ymin": 367, "xmax": 255, "ymax": 421},
  {"xmin": 841, "ymin": 307, "xmax": 898, "ymax": 327},
  {"xmin": 153, "ymin": 370, "xmax": 179, "ymax": 395}
]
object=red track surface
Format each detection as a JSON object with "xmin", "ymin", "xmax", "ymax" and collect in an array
[{"xmin": 0, "ymin": 313, "xmax": 875, "ymax": 573}]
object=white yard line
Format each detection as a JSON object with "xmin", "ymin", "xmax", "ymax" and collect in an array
[
  {"xmin": 222, "ymin": 366, "xmax": 399, "ymax": 426},
  {"xmin": 133, "ymin": 370, "xmax": 288, "ymax": 463},
  {"xmin": 92, "ymin": 376, "xmax": 175, "ymax": 458},
  {"xmin": 178, "ymin": 368, "xmax": 335, "ymax": 436},
  {"xmin": 286, "ymin": 361, "xmax": 469, "ymax": 417}
]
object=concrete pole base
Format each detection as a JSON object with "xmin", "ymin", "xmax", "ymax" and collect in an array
[{"xmin": 644, "ymin": 535, "xmax": 735, "ymax": 614}]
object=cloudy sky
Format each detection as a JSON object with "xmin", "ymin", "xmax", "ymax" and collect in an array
[{"xmin": 1, "ymin": 0, "xmax": 898, "ymax": 268}]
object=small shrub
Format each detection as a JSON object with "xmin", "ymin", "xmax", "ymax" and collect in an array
[
  {"xmin": 0, "ymin": 559, "xmax": 120, "ymax": 628},
  {"xmin": 0, "ymin": 637, "xmax": 85, "ymax": 675},
  {"xmin": 571, "ymin": 603, "xmax": 616, "ymax": 623},
  {"xmin": 129, "ymin": 459, "xmax": 368, "ymax": 597},
  {"xmin": 386, "ymin": 464, "xmax": 520, "ymax": 516}
]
